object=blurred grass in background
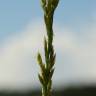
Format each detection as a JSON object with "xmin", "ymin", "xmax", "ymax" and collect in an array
[{"xmin": 0, "ymin": 86, "xmax": 96, "ymax": 96}]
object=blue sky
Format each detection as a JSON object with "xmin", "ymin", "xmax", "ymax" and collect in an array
[
  {"xmin": 0, "ymin": 0, "xmax": 95, "ymax": 38},
  {"xmin": 0, "ymin": 0, "xmax": 32, "ymax": 40},
  {"xmin": 0, "ymin": 0, "xmax": 96, "ymax": 90}
]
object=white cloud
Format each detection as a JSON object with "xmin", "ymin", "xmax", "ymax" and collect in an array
[
  {"xmin": 0, "ymin": 20, "xmax": 45, "ymax": 90},
  {"xmin": 57, "ymin": 22, "xmax": 96, "ymax": 86},
  {"xmin": 0, "ymin": 19, "xmax": 96, "ymax": 90}
]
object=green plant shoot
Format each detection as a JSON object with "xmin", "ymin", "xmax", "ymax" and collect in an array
[{"xmin": 37, "ymin": 0, "xmax": 59, "ymax": 96}]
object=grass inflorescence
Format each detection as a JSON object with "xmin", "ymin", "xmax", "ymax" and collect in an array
[{"xmin": 37, "ymin": 0, "xmax": 59, "ymax": 96}]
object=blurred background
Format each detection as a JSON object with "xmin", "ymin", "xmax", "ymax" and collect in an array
[{"xmin": 0, "ymin": 0, "xmax": 96, "ymax": 95}]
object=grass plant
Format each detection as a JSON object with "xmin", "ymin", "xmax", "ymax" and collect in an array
[{"xmin": 37, "ymin": 0, "xmax": 59, "ymax": 96}]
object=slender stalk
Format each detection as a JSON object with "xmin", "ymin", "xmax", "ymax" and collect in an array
[{"xmin": 37, "ymin": 0, "xmax": 59, "ymax": 96}]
